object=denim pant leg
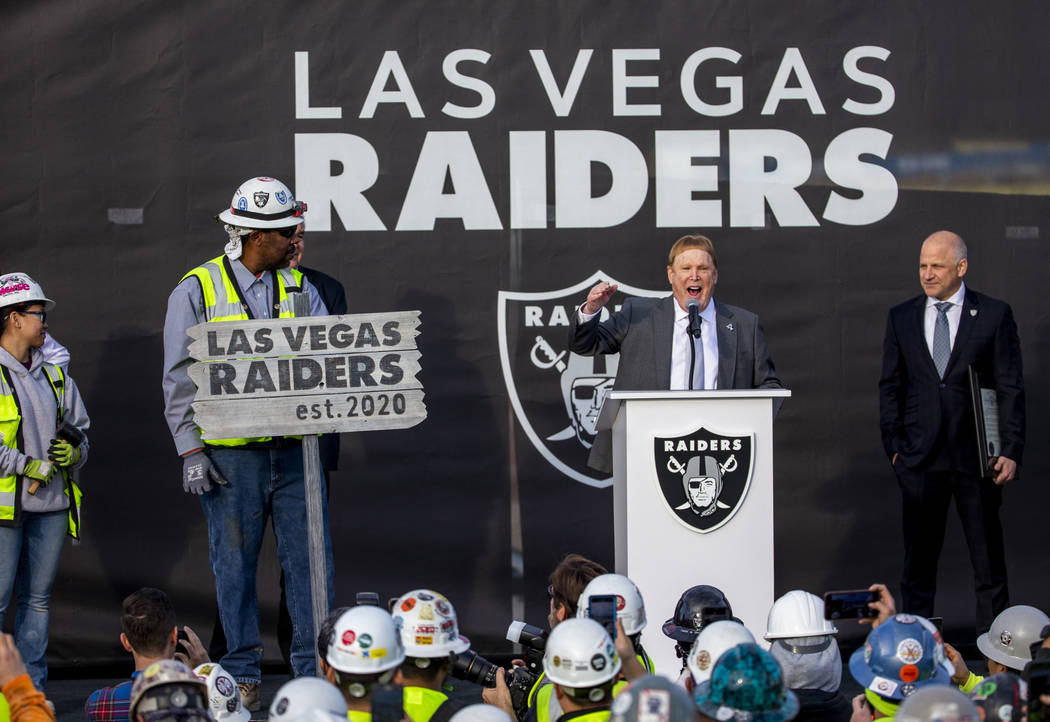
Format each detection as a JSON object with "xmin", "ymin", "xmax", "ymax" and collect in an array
[
  {"xmin": 200, "ymin": 448, "xmax": 270, "ymax": 684},
  {"xmin": 270, "ymin": 446, "xmax": 334, "ymax": 678},
  {"xmin": 0, "ymin": 510, "xmax": 68, "ymax": 690}
]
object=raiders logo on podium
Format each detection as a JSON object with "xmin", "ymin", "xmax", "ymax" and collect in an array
[
  {"xmin": 498, "ymin": 272, "xmax": 664, "ymax": 488},
  {"xmin": 652, "ymin": 428, "xmax": 754, "ymax": 533}
]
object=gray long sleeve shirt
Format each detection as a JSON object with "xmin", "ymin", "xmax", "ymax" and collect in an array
[
  {"xmin": 0, "ymin": 346, "xmax": 90, "ymax": 514},
  {"xmin": 161, "ymin": 258, "xmax": 328, "ymax": 456}
]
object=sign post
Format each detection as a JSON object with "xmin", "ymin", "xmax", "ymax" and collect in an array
[{"xmin": 185, "ymin": 304, "xmax": 426, "ymax": 671}]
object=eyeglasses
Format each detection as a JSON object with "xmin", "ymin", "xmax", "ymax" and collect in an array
[
  {"xmin": 275, "ymin": 225, "xmax": 298, "ymax": 239},
  {"xmin": 19, "ymin": 310, "xmax": 46, "ymax": 323}
]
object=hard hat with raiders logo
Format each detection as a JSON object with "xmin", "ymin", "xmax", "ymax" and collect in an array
[
  {"xmin": 896, "ymin": 685, "xmax": 980, "ymax": 722},
  {"xmin": 663, "ymin": 585, "xmax": 739, "ymax": 645},
  {"xmin": 686, "ymin": 619, "xmax": 756, "ymax": 684},
  {"xmin": 976, "ymin": 605, "xmax": 1050, "ymax": 672},
  {"xmin": 393, "ymin": 589, "xmax": 471, "ymax": 657},
  {"xmin": 693, "ymin": 643, "xmax": 800, "ymax": 722},
  {"xmin": 193, "ymin": 662, "xmax": 249, "ymax": 722},
  {"xmin": 609, "ymin": 675, "xmax": 698, "ymax": 722},
  {"xmin": 576, "ymin": 573, "xmax": 647, "ymax": 636},
  {"xmin": 542, "ymin": 618, "xmax": 621, "ymax": 690},
  {"xmin": 325, "ymin": 605, "xmax": 406, "ymax": 674},
  {"xmin": 848, "ymin": 614, "xmax": 954, "ymax": 701},
  {"xmin": 765, "ymin": 590, "xmax": 838, "ymax": 640},
  {"xmin": 969, "ymin": 672, "xmax": 1026, "ymax": 722},
  {"xmin": 216, "ymin": 176, "xmax": 307, "ymax": 230},
  {"xmin": 268, "ymin": 677, "xmax": 349, "ymax": 722},
  {"xmin": 129, "ymin": 659, "xmax": 209, "ymax": 721},
  {"xmin": 0, "ymin": 273, "xmax": 55, "ymax": 311}
]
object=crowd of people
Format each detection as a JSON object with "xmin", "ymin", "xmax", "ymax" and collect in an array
[{"xmin": 1, "ymin": 552, "xmax": 1048, "ymax": 722}]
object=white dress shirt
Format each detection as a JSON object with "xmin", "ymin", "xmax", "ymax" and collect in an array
[
  {"xmin": 670, "ymin": 300, "xmax": 718, "ymax": 390},
  {"xmin": 923, "ymin": 282, "xmax": 966, "ymax": 358}
]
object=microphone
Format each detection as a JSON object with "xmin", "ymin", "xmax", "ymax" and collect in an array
[{"xmin": 687, "ymin": 298, "xmax": 702, "ymax": 339}]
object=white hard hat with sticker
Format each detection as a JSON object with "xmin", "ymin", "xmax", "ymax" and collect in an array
[
  {"xmin": 216, "ymin": 176, "xmax": 306, "ymax": 230},
  {"xmin": 543, "ymin": 618, "xmax": 621, "ymax": 689},
  {"xmin": 0, "ymin": 273, "xmax": 54, "ymax": 311},
  {"xmin": 576, "ymin": 573, "xmax": 648, "ymax": 636},
  {"xmin": 393, "ymin": 589, "xmax": 471, "ymax": 658},
  {"xmin": 194, "ymin": 662, "xmax": 249, "ymax": 722},
  {"xmin": 326, "ymin": 605, "xmax": 406, "ymax": 674}
]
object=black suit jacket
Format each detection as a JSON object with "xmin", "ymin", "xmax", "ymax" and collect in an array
[
  {"xmin": 878, "ymin": 288, "xmax": 1025, "ymax": 472},
  {"xmin": 300, "ymin": 265, "xmax": 347, "ymax": 472},
  {"xmin": 569, "ymin": 295, "xmax": 782, "ymax": 473}
]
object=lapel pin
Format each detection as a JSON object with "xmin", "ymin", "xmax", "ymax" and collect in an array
[
  {"xmin": 970, "ymin": 309, "xmax": 977, "ymax": 317},
  {"xmin": 726, "ymin": 323, "xmax": 734, "ymax": 331}
]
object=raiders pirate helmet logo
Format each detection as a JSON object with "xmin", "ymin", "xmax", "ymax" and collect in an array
[
  {"xmin": 498, "ymin": 271, "xmax": 664, "ymax": 488},
  {"xmin": 653, "ymin": 427, "xmax": 754, "ymax": 533}
]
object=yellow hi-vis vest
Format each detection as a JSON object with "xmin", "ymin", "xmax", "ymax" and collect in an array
[
  {"xmin": 402, "ymin": 686, "xmax": 449, "ymax": 722},
  {"xmin": 0, "ymin": 364, "xmax": 83, "ymax": 539},
  {"xmin": 180, "ymin": 255, "xmax": 304, "ymax": 447}
]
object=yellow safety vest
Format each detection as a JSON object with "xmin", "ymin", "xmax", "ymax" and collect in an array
[
  {"xmin": 535, "ymin": 688, "xmax": 610, "ymax": 722},
  {"xmin": 180, "ymin": 255, "xmax": 303, "ymax": 447},
  {"xmin": 348, "ymin": 710, "xmax": 372, "ymax": 722},
  {"xmin": 611, "ymin": 650, "xmax": 655, "ymax": 697},
  {"xmin": 0, "ymin": 364, "xmax": 82, "ymax": 539},
  {"xmin": 403, "ymin": 686, "xmax": 448, "ymax": 722}
]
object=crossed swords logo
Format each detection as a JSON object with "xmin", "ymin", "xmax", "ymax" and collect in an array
[
  {"xmin": 667, "ymin": 454, "xmax": 737, "ymax": 511},
  {"xmin": 530, "ymin": 335, "xmax": 566, "ymax": 372}
]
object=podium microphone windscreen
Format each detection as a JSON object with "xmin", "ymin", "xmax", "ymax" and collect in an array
[{"xmin": 686, "ymin": 298, "xmax": 702, "ymax": 338}]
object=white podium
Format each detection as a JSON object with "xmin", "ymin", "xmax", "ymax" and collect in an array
[{"xmin": 596, "ymin": 389, "xmax": 791, "ymax": 677}]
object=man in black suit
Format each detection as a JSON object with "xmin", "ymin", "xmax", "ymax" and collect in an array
[
  {"xmin": 569, "ymin": 234, "xmax": 782, "ymax": 473},
  {"xmin": 879, "ymin": 230, "xmax": 1024, "ymax": 633}
]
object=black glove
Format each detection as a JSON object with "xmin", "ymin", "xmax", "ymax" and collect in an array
[{"xmin": 181, "ymin": 450, "xmax": 227, "ymax": 495}]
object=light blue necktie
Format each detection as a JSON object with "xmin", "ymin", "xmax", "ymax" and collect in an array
[{"xmin": 932, "ymin": 301, "xmax": 952, "ymax": 378}]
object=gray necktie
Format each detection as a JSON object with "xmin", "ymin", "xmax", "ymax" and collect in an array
[
  {"xmin": 932, "ymin": 301, "xmax": 952, "ymax": 378},
  {"xmin": 690, "ymin": 321, "xmax": 705, "ymax": 390}
]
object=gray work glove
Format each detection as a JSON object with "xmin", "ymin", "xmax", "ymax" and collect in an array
[{"xmin": 181, "ymin": 449, "xmax": 227, "ymax": 495}]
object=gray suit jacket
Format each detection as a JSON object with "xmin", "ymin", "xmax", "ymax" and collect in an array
[{"xmin": 569, "ymin": 295, "xmax": 782, "ymax": 473}]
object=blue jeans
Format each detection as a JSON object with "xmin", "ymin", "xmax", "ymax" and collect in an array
[
  {"xmin": 202, "ymin": 446, "xmax": 334, "ymax": 682},
  {"xmin": 0, "ymin": 509, "xmax": 69, "ymax": 689}
]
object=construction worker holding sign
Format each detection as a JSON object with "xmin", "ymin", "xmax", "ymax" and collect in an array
[{"xmin": 161, "ymin": 176, "xmax": 332, "ymax": 711}]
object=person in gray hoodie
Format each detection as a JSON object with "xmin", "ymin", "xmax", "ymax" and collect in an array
[{"xmin": 0, "ymin": 272, "xmax": 89, "ymax": 691}]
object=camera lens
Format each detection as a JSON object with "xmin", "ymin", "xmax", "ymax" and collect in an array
[{"xmin": 448, "ymin": 650, "xmax": 498, "ymax": 688}]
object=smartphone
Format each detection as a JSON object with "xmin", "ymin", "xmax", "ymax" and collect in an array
[
  {"xmin": 588, "ymin": 594, "xmax": 618, "ymax": 638},
  {"xmin": 355, "ymin": 591, "xmax": 380, "ymax": 607},
  {"xmin": 371, "ymin": 683, "xmax": 404, "ymax": 722},
  {"xmin": 1027, "ymin": 660, "xmax": 1050, "ymax": 722},
  {"xmin": 823, "ymin": 589, "xmax": 879, "ymax": 620}
]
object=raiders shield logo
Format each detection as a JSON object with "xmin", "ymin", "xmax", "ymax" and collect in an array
[
  {"xmin": 498, "ymin": 272, "xmax": 664, "ymax": 488},
  {"xmin": 653, "ymin": 427, "xmax": 754, "ymax": 533},
  {"xmin": 253, "ymin": 191, "xmax": 269, "ymax": 208}
]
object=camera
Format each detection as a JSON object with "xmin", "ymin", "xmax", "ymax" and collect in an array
[{"xmin": 448, "ymin": 621, "xmax": 548, "ymax": 720}]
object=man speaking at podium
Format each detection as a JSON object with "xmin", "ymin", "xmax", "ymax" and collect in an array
[
  {"xmin": 879, "ymin": 230, "xmax": 1025, "ymax": 634},
  {"xmin": 568, "ymin": 234, "xmax": 782, "ymax": 474}
]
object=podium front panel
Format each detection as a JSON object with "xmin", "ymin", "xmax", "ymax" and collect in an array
[{"xmin": 611, "ymin": 394, "xmax": 778, "ymax": 677}]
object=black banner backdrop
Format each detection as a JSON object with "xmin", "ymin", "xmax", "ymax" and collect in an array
[{"xmin": 2, "ymin": 0, "xmax": 1048, "ymax": 666}]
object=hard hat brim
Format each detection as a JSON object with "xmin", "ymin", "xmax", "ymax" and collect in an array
[
  {"xmin": 693, "ymin": 680, "xmax": 800, "ymax": 722},
  {"xmin": 848, "ymin": 646, "xmax": 955, "ymax": 700},
  {"xmin": 217, "ymin": 208, "xmax": 303, "ymax": 230},
  {"xmin": 662, "ymin": 619, "xmax": 699, "ymax": 642},
  {"xmin": 976, "ymin": 632, "xmax": 1024, "ymax": 671}
]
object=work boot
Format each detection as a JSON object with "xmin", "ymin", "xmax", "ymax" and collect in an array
[{"xmin": 238, "ymin": 682, "xmax": 260, "ymax": 712}]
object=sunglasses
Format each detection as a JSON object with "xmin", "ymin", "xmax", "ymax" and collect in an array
[
  {"xmin": 274, "ymin": 226, "xmax": 298, "ymax": 239},
  {"xmin": 20, "ymin": 310, "xmax": 47, "ymax": 323}
]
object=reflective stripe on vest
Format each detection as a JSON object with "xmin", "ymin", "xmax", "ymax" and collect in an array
[
  {"xmin": 403, "ymin": 686, "xmax": 448, "ymax": 722},
  {"xmin": 0, "ymin": 364, "xmax": 82, "ymax": 538},
  {"xmin": 180, "ymin": 256, "xmax": 304, "ymax": 447}
]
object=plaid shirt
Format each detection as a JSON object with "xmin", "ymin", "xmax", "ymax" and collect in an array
[{"xmin": 85, "ymin": 672, "xmax": 139, "ymax": 722}]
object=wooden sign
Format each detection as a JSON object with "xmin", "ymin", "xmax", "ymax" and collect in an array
[{"xmin": 186, "ymin": 312, "xmax": 425, "ymax": 439}]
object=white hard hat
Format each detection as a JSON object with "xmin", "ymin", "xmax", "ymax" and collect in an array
[
  {"xmin": 976, "ymin": 605, "xmax": 1050, "ymax": 671},
  {"xmin": 0, "ymin": 273, "xmax": 55, "ymax": 311},
  {"xmin": 896, "ymin": 685, "xmax": 980, "ymax": 722},
  {"xmin": 449, "ymin": 704, "xmax": 516, "ymax": 722},
  {"xmin": 216, "ymin": 176, "xmax": 306, "ymax": 230},
  {"xmin": 393, "ymin": 589, "xmax": 471, "ymax": 658},
  {"xmin": 268, "ymin": 677, "xmax": 349, "ymax": 722},
  {"xmin": 543, "ymin": 618, "xmax": 621, "ymax": 689},
  {"xmin": 576, "ymin": 573, "xmax": 647, "ymax": 635},
  {"xmin": 686, "ymin": 620, "xmax": 756, "ymax": 684},
  {"xmin": 765, "ymin": 590, "xmax": 838, "ymax": 640},
  {"xmin": 193, "ymin": 663, "xmax": 249, "ymax": 722},
  {"xmin": 325, "ymin": 606, "xmax": 406, "ymax": 674}
]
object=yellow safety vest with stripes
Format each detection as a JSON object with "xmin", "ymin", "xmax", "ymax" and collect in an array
[
  {"xmin": 402, "ymin": 686, "xmax": 449, "ymax": 722},
  {"xmin": 0, "ymin": 364, "xmax": 82, "ymax": 538},
  {"xmin": 181, "ymin": 255, "xmax": 304, "ymax": 447}
]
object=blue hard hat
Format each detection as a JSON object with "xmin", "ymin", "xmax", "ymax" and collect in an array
[{"xmin": 848, "ymin": 614, "xmax": 954, "ymax": 701}]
